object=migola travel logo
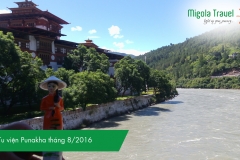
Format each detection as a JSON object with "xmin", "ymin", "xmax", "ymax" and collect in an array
[{"xmin": 188, "ymin": 8, "xmax": 240, "ymax": 25}]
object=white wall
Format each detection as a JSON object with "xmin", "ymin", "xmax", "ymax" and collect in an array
[
  {"xmin": 29, "ymin": 35, "xmax": 36, "ymax": 51},
  {"xmin": 49, "ymin": 62, "xmax": 60, "ymax": 71},
  {"xmin": 36, "ymin": 25, "xmax": 47, "ymax": 30},
  {"xmin": 108, "ymin": 67, "xmax": 114, "ymax": 76},
  {"xmin": 52, "ymin": 41, "xmax": 55, "ymax": 54},
  {"xmin": 0, "ymin": 95, "xmax": 152, "ymax": 130},
  {"xmin": 40, "ymin": 65, "xmax": 47, "ymax": 70}
]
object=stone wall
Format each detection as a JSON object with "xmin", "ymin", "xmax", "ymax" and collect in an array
[{"xmin": 0, "ymin": 95, "xmax": 152, "ymax": 130}]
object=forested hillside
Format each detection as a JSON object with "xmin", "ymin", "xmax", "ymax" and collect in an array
[{"xmin": 136, "ymin": 24, "xmax": 240, "ymax": 88}]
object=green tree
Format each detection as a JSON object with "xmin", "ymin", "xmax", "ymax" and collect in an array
[
  {"xmin": 63, "ymin": 45, "xmax": 86, "ymax": 72},
  {"xmin": 134, "ymin": 24, "xmax": 240, "ymax": 88},
  {"xmin": 0, "ymin": 32, "xmax": 44, "ymax": 113},
  {"xmin": 45, "ymin": 68, "xmax": 75, "ymax": 87},
  {"xmin": 63, "ymin": 71, "xmax": 117, "ymax": 110},
  {"xmin": 63, "ymin": 45, "xmax": 110, "ymax": 73},
  {"xmin": 148, "ymin": 69, "xmax": 177, "ymax": 102},
  {"xmin": 135, "ymin": 60, "xmax": 150, "ymax": 92},
  {"xmin": 114, "ymin": 56, "xmax": 144, "ymax": 96}
]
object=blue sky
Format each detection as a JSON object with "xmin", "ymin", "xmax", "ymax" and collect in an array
[{"xmin": 1, "ymin": 0, "xmax": 240, "ymax": 56}]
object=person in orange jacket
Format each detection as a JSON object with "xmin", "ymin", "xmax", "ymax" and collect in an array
[
  {"xmin": 40, "ymin": 76, "xmax": 67, "ymax": 130},
  {"xmin": 39, "ymin": 76, "xmax": 67, "ymax": 160}
]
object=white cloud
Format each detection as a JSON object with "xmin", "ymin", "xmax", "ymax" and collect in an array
[
  {"xmin": 0, "ymin": 9, "xmax": 11, "ymax": 14},
  {"xmin": 113, "ymin": 42, "xmax": 124, "ymax": 49},
  {"xmin": 116, "ymin": 49, "xmax": 149, "ymax": 56},
  {"xmin": 71, "ymin": 26, "xmax": 82, "ymax": 31},
  {"xmin": 101, "ymin": 47, "xmax": 148, "ymax": 56},
  {"xmin": 88, "ymin": 36, "xmax": 100, "ymax": 39},
  {"xmin": 108, "ymin": 25, "xmax": 121, "ymax": 36},
  {"xmin": 89, "ymin": 29, "xmax": 97, "ymax": 34},
  {"xmin": 125, "ymin": 40, "xmax": 133, "ymax": 44},
  {"xmin": 113, "ymin": 35, "xmax": 124, "ymax": 39},
  {"xmin": 108, "ymin": 25, "xmax": 124, "ymax": 39}
]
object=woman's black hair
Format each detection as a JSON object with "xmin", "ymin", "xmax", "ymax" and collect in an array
[
  {"xmin": 48, "ymin": 81, "xmax": 60, "ymax": 103},
  {"xmin": 54, "ymin": 89, "xmax": 60, "ymax": 103}
]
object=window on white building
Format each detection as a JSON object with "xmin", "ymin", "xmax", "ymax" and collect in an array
[
  {"xmin": 26, "ymin": 43, "xmax": 30, "ymax": 48},
  {"xmin": 37, "ymin": 41, "xmax": 39, "ymax": 49},
  {"xmin": 61, "ymin": 48, "xmax": 66, "ymax": 54}
]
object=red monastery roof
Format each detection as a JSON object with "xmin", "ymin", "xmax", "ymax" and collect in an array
[
  {"xmin": 1, "ymin": 0, "xmax": 69, "ymax": 24},
  {"xmin": 80, "ymin": 39, "xmax": 99, "ymax": 48},
  {"xmin": 9, "ymin": 26, "xmax": 66, "ymax": 37},
  {"xmin": 14, "ymin": 0, "xmax": 38, "ymax": 7}
]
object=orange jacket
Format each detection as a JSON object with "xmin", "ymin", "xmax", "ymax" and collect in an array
[{"xmin": 40, "ymin": 94, "xmax": 64, "ymax": 130}]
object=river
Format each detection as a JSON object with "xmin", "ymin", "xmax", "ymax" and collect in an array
[{"xmin": 63, "ymin": 89, "xmax": 240, "ymax": 160}]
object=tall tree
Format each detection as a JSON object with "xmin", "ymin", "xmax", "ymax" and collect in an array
[
  {"xmin": 63, "ymin": 45, "xmax": 110, "ymax": 73},
  {"xmin": 45, "ymin": 68, "xmax": 75, "ymax": 87},
  {"xmin": 63, "ymin": 45, "xmax": 86, "ymax": 72},
  {"xmin": 0, "ymin": 32, "xmax": 44, "ymax": 113},
  {"xmin": 63, "ymin": 71, "xmax": 117, "ymax": 110},
  {"xmin": 135, "ymin": 60, "xmax": 150, "ymax": 92},
  {"xmin": 114, "ymin": 56, "xmax": 144, "ymax": 96},
  {"xmin": 148, "ymin": 69, "xmax": 177, "ymax": 102}
]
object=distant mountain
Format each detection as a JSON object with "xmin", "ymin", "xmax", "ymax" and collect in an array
[
  {"xmin": 134, "ymin": 24, "xmax": 240, "ymax": 87},
  {"xmin": 108, "ymin": 52, "xmax": 135, "ymax": 58}
]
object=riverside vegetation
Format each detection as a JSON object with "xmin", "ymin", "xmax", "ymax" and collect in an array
[
  {"xmin": 0, "ymin": 31, "xmax": 177, "ymax": 124},
  {"xmin": 136, "ymin": 24, "xmax": 240, "ymax": 89}
]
